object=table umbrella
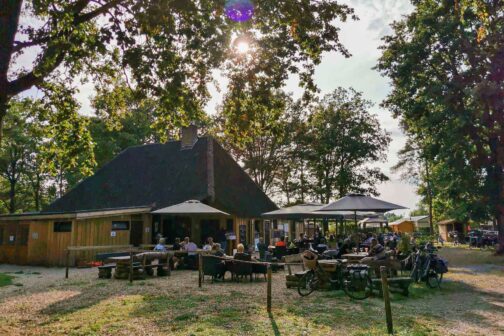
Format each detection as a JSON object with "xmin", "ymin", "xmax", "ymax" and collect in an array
[{"xmin": 318, "ymin": 193, "xmax": 407, "ymax": 225}]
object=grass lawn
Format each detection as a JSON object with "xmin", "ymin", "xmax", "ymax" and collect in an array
[
  {"xmin": 0, "ymin": 273, "xmax": 14, "ymax": 287},
  {"xmin": 0, "ymin": 247, "xmax": 503, "ymax": 335}
]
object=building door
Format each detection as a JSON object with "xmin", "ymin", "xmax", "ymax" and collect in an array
[{"xmin": 130, "ymin": 221, "xmax": 143, "ymax": 246}]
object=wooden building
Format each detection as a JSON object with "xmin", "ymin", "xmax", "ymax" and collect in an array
[
  {"xmin": 0, "ymin": 127, "xmax": 277, "ymax": 266},
  {"xmin": 438, "ymin": 219, "xmax": 466, "ymax": 242}
]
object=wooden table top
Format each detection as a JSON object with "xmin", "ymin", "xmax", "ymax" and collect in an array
[
  {"xmin": 341, "ymin": 252, "xmax": 368, "ymax": 259},
  {"xmin": 318, "ymin": 259, "xmax": 341, "ymax": 265}
]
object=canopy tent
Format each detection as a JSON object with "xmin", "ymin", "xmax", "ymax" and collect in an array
[
  {"xmin": 319, "ymin": 193, "xmax": 407, "ymax": 225},
  {"xmin": 152, "ymin": 200, "xmax": 230, "ymax": 216}
]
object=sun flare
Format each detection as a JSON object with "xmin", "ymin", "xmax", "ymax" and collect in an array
[{"xmin": 236, "ymin": 41, "xmax": 250, "ymax": 54}]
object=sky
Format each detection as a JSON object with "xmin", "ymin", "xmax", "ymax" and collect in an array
[{"xmin": 18, "ymin": 0, "xmax": 419, "ymax": 215}]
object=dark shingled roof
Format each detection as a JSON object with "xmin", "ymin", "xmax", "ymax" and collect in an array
[{"xmin": 43, "ymin": 136, "xmax": 277, "ymax": 217}]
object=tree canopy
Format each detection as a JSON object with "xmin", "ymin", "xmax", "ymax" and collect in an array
[
  {"xmin": 377, "ymin": 0, "xmax": 504, "ymax": 248},
  {"xmin": 1, "ymin": 0, "xmax": 356, "ymax": 142}
]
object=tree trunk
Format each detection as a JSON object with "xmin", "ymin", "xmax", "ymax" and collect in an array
[
  {"xmin": 424, "ymin": 159, "xmax": 434, "ymax": 235},
  {"xmin": 8, "ymin": 178, "xmax": 16, "ymax": 213},
  {"xmin": 490, "ymin": 138, "xmax": 504, "ymax": 254},
  {"xmin": 0, "ymin": 0, "xmax": 24, "ymax": 146}
]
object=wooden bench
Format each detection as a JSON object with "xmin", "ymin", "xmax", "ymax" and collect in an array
[{"xmin": 372, "ymin": 277, "xmax": 413, "ymax": 296}]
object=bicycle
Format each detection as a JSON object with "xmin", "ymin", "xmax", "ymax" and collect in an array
[
  {"xmin": 410, "ymin": 244, "xmax": 444, "ymax": 288},
  {"xmin": 297, "ymin": 252, "xmax": 373, "ymax": 300}
]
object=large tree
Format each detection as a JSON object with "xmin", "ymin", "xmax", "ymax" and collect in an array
[
  {"xmin": 377, "ymin": 0, "xmax": 504, "ymax": 251},
  {"xmin": 304, "ymin": 88, "xmax": 390, "ymax": 203},
  {"xmin": 213, "ymin": 87, "xmax": 293, "ymax": 194},
  {"xmin": 1, "ymin": 0, "xmax": 356, "ymax": 143}
]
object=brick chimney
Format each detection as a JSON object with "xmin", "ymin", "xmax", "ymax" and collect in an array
[{"xmin": 180, "ymin": 124, "xmax": 198, "ymax": 150}]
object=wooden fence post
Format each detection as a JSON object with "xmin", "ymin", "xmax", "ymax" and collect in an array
[
  {"xmin": 65, "ymin": 249, "xmax": 70, "ymax": 279},
  {"xmin": 129, "ymin": 250, "xmax": 134, "ymax": 284},
  {"xmin": 198, "ymin": 253, "xmax": 203, "ymax": 288},
  {"xmin": 267, "ymin": 264, "xmax": 272, "ymax": 313},
  {"xmin": 380, "ymin": 266, "xmax": 393, "ymax": 335}
]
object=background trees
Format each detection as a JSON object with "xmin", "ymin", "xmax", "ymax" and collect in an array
[
  {"xmin": 304, "ymin": 88, "xmax": 390, "ymax": 203},
  {"xmin": 213, "ymin": 87, "xmax": 391, "ymax": 205},
  {"xmin": 4, "ymin": 0, "xmax": 390, "ymax": 213},
  {"xmin": 0, "ymin": 97, "xmax": 94, "ymax": 213},
  {"xmin": 377, "ymin": 0, "xmax": 504, "ymax": 249}
]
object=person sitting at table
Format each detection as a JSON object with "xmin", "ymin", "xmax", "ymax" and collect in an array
[
  {"xmin": 234, "ymin": 243, "xmax": 251, "ymax": 261},
  {"xmin": 209, "ymin": 243, "xmax": 227, "ymax": 279},
  {"xmin": 183, "ymin": 237, "xmax": 198, "ymax": 254},
  {"xmin": 173, "ymin": 237, "xmax": 182, "ymax": 251},
  {"xmin": 183, "ymin": 237, "xmax": 198, "ymax": 269},
  {"xmin": 360, "ymin": 238, "xmax": 386, "ymax": 265},
  {"xmin": 296, "ymin": 233, "xmax": 307, "ymax": 249},
  {"xmin": 275, "ymin": 236, "xmax": 287, "ymax": 248},
  {"xmin": 257, "ymin": 237, "xmax": 268, "ymax": 260},
  {"xmin": 154, "ymin": 238, "xmax": 167, "ymax": 251},
  {"xmin": 212, "ymin": 243, "xmax": 226, "ymax": 257},
  {"xmin": 203, "ymin": 237, "xmax": 214, "ymax": 251}
]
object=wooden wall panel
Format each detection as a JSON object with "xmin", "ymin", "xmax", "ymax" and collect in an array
[
  {"xmin": 72, "ymin": 215, "xmax": 131, "ymax": 263},
  {"xmin": 46, "ymin": 221, "xmax": 72, "ymax": 266},
  {"xmin": 1, "ymin": 213, "xmax": 150, "ymax": 266},
  {"xmin": 27, "ymin": 220, "xmax": 50, "ymax": 265}
]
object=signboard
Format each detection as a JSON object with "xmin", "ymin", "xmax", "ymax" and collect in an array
[
  {"xmin": 225, "ymin": 232, "xmax": 237, "ymax": 241},
  {"xmin": 9, "ymin": 235, "xmax": 15, "ymax": 242},
  {"xmin": 110, "ymin": 231, "xmax": 117, "ymax": 237},
  {"xmin": 145, "ymin": 227, "xmax": 150, "ymax": 233},
  {"xmin": 32, "ymin": 232, "xmax": 39, "ymax": 240}
]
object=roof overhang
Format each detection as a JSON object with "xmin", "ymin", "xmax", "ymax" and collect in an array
[{"xmin": 0, "ymin": 206, "xmax": 152, "ymax": 221}]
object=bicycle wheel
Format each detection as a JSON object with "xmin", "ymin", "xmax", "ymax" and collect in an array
[
  {"xmin": 298, "ymin": 271, "xmax": 318, "ymax": 297},
  {"xmin": 343, "ymin": 272, "xmax": 373, "ymax": 300},
  {"xmin": 426, "ymin": 269, "xmax": 442, "ymax": 288}
]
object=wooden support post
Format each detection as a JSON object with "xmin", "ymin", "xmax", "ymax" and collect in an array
[
  {"xmin": 267, "ymin": 264, "xmax": 272, "ymax": 313},
  {"xmin": 166, "ymin": 256, "xmax": 171, "ymax": 276},
  {"xmin": 129, "ymin": 250, "xmax": 134, "ymax": 284},
  {"xmin": 380, "ymin": 266, "xmax": 393, "ymax": 335},
  {"xmin": 198, "ymin": 253, "xmax": 203, "ymax": 288},
  {"xmin": 65, "ymin": 249, "xmax": 70, "ymax": 279}
]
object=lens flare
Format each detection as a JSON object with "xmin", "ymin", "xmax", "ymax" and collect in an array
[
  {"xmin": 225, "ymin": 0, "xmax": 254, "ymax": 22},
  {"xmin": 236, "ymin": 41, "xmax": 250, "ymax": 54}
]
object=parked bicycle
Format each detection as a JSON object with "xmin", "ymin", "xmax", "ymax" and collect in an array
[
  {"xmin": 297, "ymin": 250, "xmax": 373, "ymax": 300},
  {"xmin": 409, "ymin": 243, "xmax": 448, "ymax": 288}
]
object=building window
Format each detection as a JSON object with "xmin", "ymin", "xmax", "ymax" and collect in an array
[
  {"xmin": 226, "ymin": 219, "xmax": 234, "ymax": 232},
  {"xmin": 19, "ymin": 227, "xmax": 29, "ymax": 246},
  {"xmin": 54, "ymin": 221, "xmax": 72, "ymax": 233},
  {"xmin": 112, "ymin": 221, "xmax": 129, "ymax": 231}
]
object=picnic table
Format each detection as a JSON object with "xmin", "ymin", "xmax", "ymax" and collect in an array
[{"xmin": 341, "ymin": 252, "xmax": 368, "ymax": 262}]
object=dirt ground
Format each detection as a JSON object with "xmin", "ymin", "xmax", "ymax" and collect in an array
[{"xmin": 0, "ymin": 247, "xmax": 503, "ymax": 336}]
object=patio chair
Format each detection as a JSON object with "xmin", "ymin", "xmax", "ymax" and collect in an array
[
  {"xmin": 230, "ymin": 260, "xmax": 253, "ymax": 282},
  {"xmin": 252, "ymin": 262, "xmax": 268, "ymax": 281},
  {"xmin": 202, "ymin": 255, "xmax": 226, "ymax": 283}
]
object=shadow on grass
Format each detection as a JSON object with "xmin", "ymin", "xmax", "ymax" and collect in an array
[{"xmin": 268, "ymin": 311, "xmax": 281, "ymax": 336}]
